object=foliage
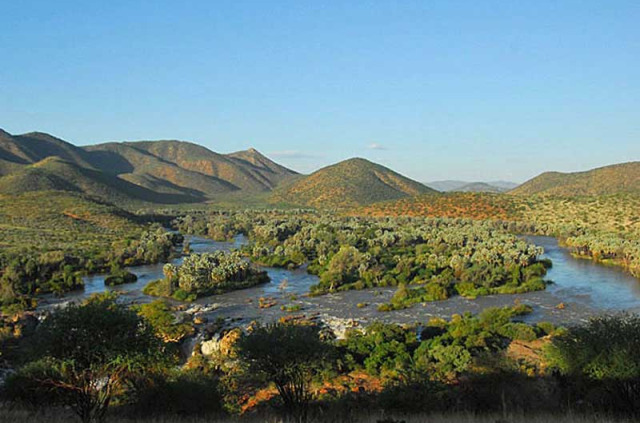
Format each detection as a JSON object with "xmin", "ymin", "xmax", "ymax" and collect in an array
[
  {"xmin": 104, "ymin": 269, "xmax": 137, "ymax": 286},
  {"xmin": 144, "ymin": 252, "xmax": 269, "ymax": 301},
  {"xmin": 177, "ymin": 210, "xmax": 548, "ymax": 302},
  {"xmin": 236, "ymin": 323, "xmax": 333, "ymax": 422},
  {"xmin": 357, "ymin": 192, "xmax": 640, "ymax": 277},
  {"xmin": 134, "ymin": 300, "xmax": 194, "ymax": 343},
  {"xmin": 130, "ymin": 370, "xmax": 223, "ymax": 417},
  {"xmin": 0, "ymin": 192, "xmax": 181, "ymax": 313},
  {"xmin": 6, "ymin": 294, "xmax": 168, "ymax": 422},
  {"xmin": 340, "ymin": 305, "xmax": 538, "ymax": 382},
  {"xmin": 546, "ymin": 314, "xmax": 640, "ymax": 414}
]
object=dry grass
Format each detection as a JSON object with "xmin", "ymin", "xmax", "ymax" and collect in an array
[{"xmin": 0, "ymin": 407, "xmax": 631, "ymax": 423}]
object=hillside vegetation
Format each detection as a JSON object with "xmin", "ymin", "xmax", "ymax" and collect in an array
[
  {"xmin": 0, "ymin": 191, "xmax": 181, "ymax": 311},
  {"xmin": 0, "ymin": 191, "xmax": 140, "ymax": 253},
  {"xmin": 0, "ymin": 157, "xmax": 199, "ymax": 204},
  {"xmin": 272, "ymin": 158, "xmax": 435, "ymax": 208},
  {"xmin": 511, "ymin": 161, "xmax": 640, "ymax": 196}
]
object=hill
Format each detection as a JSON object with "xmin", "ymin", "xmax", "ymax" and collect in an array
[
  {"xmin": 0, "ymin": 157, "xmax": 201, "ymax": 204},
  {"xmin": 0, "ymin": 129, "xmax": 298, "ymax": 205},
  {"xmin": 87, "ymin": 140, "xmax": 297, "ymax": 193},
  {"xmin": 0, "ymin": 130, "xmax": 95, "ymax": 175},
  {"xmin": 511, "ymin": 162, "xmax": 640, "ymax": 196},
  {"xmin": 84, "ymin": 142, "xmax": 240, "ymax": 199},
  {"xmin": 227, "ymin": 148, "xmax": 298, "ymax": 189},
  {"xmin": 272, "ymin": 158, "xmax": 435, "ymax": 208}
]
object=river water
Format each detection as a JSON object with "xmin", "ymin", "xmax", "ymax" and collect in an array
[{"xmin": 37, "ymin": 234, "xmax": 640, "ymax": 326}]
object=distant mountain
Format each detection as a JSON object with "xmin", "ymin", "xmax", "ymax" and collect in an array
[
  {"xmin": 489, "ymin": 181, "xmax": 520, "ymax": 190},
  {"xmin": 426, "ymin": 180, "xmax": 518, "ymax": 193},
  {"xmin": 0, "ymin": 129, "xmax": 298, "ymax": 204},
  {"xmin": 456, "ymin": 182, "xmax": 505, "ymax": 193},
  {"xmin": 227, "ymin": 148, "xmax": 298, "ymax": 189},
  {"xmin": 425, "ymin": 180, "xmax": 467, "ymax": 192},
  {"xmin": 510, "ymin": 162, "xmax": 640, "ymax": 196},
  {"xmin": 273, "ymin": 157, "xmax": 436, "ymax": 208},
  {"xmin": 84, "ymin": 141, "xmax": 242, "ymax": 198}
]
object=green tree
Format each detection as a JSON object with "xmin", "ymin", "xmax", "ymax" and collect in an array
[
  {"xmin": 236, "ymin": 323, "xmax": 332, "ymax": 422},
  {"xmin": 547, "ymin": 313, "xmax": 640, "ymax": 413},
  {"xmin": 17, "ymin": 294, "xmax": 168, "ymax": 422},
  {"xmin": 319, "ymin": 245, "xmax": 368, "ymax": 291}
]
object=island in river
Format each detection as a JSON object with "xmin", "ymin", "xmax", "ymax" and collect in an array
[{"xmin": 36, "ymin": 233, "xmax": 640, "ymax": 327}]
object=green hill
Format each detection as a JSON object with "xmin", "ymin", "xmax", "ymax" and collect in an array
[
  {"xmin": 272, "ymin": 157, "xmax": 436, "ymax": 208},
  {"xmin": 510, "ymin": 162, "xmax": 640, "ymax": 196},
  {"xmin": 0, "ymin": 130, "xmax": 95, "ymax": 175},
  {"xmin": 0, "ymin": 157, "xmax": 200, "ymax": 204}
]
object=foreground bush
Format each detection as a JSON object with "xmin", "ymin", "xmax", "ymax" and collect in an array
[
  {"xmin": 236, "ymin": 323, "xmax": 334, "ymax": 422},
  {"xmin": 4, "ymin": 294, "xmax": 169, "ymax": 423},
  {"xmin": 547, "ymin": 313, "xmax": 640, "ymax": 415}
]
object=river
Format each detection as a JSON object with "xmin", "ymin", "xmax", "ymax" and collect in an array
[{"xmin": 36, "ymin": 234, "xmax": 640, "ymax": 326}]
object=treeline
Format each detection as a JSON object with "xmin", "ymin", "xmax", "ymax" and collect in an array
[
  {"xmin": 2, "ymin": 296, "xmax": 640, "ymax": 422},
  {"xmin": 0, "ymin": 192, "xmax": 186, "ymax": 314}
]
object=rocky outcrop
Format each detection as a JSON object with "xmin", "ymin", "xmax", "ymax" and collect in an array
[
  {"xmin": 319, "ymin": 315, "xmax": 361, "ymax": 340},
  {"xmin": 201, "ymin": 328, "xmax": 242, "ymax": 358}
]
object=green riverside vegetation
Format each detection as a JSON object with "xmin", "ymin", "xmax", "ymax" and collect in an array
[
  {"xmin": 143, "ymin": 252, "xmax": 269, "ymax": 301},
  {"xmin": 0, "ymin": 191, "xmax": 182, "ymax": 313},
  {"xmin": 176, "ymin": 210, "xmax": 549, "ymax": 303}
]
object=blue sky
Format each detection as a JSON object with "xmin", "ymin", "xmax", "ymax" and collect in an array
[{"xmin": 1, "ymin": 1, "xmax": 639, "ymax": 182}]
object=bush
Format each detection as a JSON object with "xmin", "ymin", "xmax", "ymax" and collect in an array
[
  {"xmin": 131, "ymin": 371, "xmax": 222, "ymax": 417},
  {"xmin": 8, "ymin": 294, "xmax": 169, "ymax": 423},
  {"xmin": 104, "ymin": 270, "xmax": 137, "ymax": 286},
  {"xmin": 547, "ymin": 313, "xmax": 640, "ymax": 415},
  {"xmin": 237, "ymin": 323, "xmax": 334, "ymax": 421}
]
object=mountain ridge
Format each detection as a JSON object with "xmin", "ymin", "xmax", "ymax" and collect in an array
[
  {"xmin": 426, "ymin": 180, "xmax": 518, "ymax": 193},
  {"xmin": 510, "ymin": 161, "xmax": 640, "ymax": 196},
  {"xmin": 0, "ymin": 129, "xmax": 299, "ymax": 204}
]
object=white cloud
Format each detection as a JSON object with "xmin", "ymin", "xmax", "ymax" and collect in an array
[{"xmin": 367, "ymin": 142, "xmax": 386, "ymax": 150}]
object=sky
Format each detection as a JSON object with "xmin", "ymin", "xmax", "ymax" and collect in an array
[{"xmin": 1, "ymin": 1, "xmax": 639, "ymax": 183}]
